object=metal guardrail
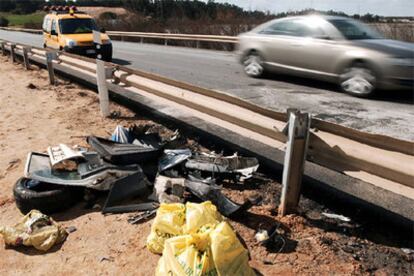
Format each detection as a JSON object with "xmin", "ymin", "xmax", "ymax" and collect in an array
[
  {"xmin": 0, "ymin": 27, "xmax": 239, "ymax": 46},
  {"xmin": 0, "ymin": 39, "xmax": 413, "ymax": 220}
]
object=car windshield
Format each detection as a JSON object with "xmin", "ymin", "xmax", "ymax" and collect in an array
[
  {"xmin": 328, "ymin": 19, "xmax": 383, "ymax": 40},
  {"xmin": 59, "ymin": 18, "xmax": 97, "ymax": 34}
]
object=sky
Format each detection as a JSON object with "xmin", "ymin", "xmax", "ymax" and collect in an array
[{"xmin": 210, "ymin": 0, "xmax": 414, "ymax": 16}]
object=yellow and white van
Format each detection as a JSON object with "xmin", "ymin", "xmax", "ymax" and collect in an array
[{"xmin": 42, "ymin": 7, "xmax": 112, "ymax": 61}]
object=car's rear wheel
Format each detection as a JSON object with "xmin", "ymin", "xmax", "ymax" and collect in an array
[
  {"xmin": 243, "ymin": 52, "xmax": 265, "ymax": 78},
  {"xmin": 340, "ymin": 63, "xmax": 376, "ymax": 97}
]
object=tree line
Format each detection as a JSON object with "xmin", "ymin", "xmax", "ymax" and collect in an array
[{"xmin": 0, "ymin": 0, "xmax": 387, "ymax": 23}]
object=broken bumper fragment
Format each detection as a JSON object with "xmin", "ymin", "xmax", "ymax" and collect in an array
[
  {"xmin": 185, "ymin": 153, "xmax": 259, "ymax": 177},
  {"xmin": 24, "ymin": 152, "xmax": 142, "ymax": 190}
]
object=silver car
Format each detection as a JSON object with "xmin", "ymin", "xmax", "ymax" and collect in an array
[{"xmin": 237, "ymin": 15, "xmax": 414, "ymax": 97}]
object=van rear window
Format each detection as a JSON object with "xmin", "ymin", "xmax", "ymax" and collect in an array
[{"xmin": 59, "ymin": 18, "xmax": 97, "ymax": 34}]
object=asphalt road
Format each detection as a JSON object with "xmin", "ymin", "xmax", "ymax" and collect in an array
[{"xmin": 1, "ymin": 30, "xmax": 413, "ymax": 141}]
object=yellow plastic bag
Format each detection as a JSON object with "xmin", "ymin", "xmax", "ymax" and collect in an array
[
  {"xmin": 156, "ymin": 221, "xmax": 255, "ymax": 276},
  {"xmin": 210, "ymin": 222, "xmax": 255, "ymax": 276},
  {"xmin": 147, "ymin": 203, "xmax": 186, "ymax": 254},
  {"xmin": 184, "ymin": 201, "xmax": 223, "ymax": 234},
  {"xmin": 0, "ymin": 210, "xmax": 68, "ymax": 251},
  {"xmin": 147, "ymin": 201, "xmax": 223, "ymax": 254}
]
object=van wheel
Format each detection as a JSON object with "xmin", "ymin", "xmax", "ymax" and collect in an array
[
  {"xmin": 340, "ymin": 62, "xmax": 376, "ymax": 97},
  {"xmin": 243, "ymin": 52, "xmax": 265, "ymax": 78}
]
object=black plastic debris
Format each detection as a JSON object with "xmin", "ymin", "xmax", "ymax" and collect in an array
[
  {"xmin": 158, "ymin": 149, "xmax": 192, "ymax": 172},
  {"xmin": 185, "ymin": 180, "xmax": 257, "ymax": 218},
  {"xmin": 87, "ymin": 136, "xmax": 163, "ymax": 165},
  {"xmin": 127, "ymin": 209, "xmax": 157, "ymax": 224},
  {"xmin": 102, "ymin": 172, "xmax": 158, "ymax": 214}
]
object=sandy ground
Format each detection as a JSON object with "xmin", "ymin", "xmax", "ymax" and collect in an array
[{"xmin": 0, "ymin": 56, "xmax": 412, "ymax": 275}]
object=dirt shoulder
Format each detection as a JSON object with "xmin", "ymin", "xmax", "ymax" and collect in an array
[{"xmin": 0, "ymin": 57, "xmax": 412, "ymax": 275}]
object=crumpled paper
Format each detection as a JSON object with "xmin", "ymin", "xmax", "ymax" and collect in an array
[{"xmin": 0, "ymin": 210, "xmax": 68, "ymax": 251}]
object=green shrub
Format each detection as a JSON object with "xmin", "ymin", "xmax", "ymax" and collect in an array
[{"xmin": 0, "ymin": 16, "xmax": 9, "ymax": 27}]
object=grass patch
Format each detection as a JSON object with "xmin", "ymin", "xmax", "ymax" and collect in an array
[{"xmin": 0, "ymin": 12, "xmax": 45, "ymax": 27}]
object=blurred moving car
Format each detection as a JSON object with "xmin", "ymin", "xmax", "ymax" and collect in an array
[
  {"xmin": 42, "ymin": 6, "xmax": 112, "ymax": 61},
  {"xmin": 237, "ymin": 15, "xmax": 414, "ymax": 97}
]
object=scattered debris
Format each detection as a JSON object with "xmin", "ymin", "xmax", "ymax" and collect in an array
[
  {"xmin": 66, "ymin": 226, "xmax": 77, "ymax": 233},
  {"xmin": 111, "ymin": 125, "xmax": 132, "ymax": 143},
  {"xmin": 152, "ymin": 175, "xmax": 186, "ymax": 204},
  {"xmin": 47, "ymin": 144, "xmax": 85, "ymax": 171},
  {"xmin": 0, "ymin": 210, "xmax": 67, "ymax": 251},
  {"xmin": 158, "ymin": 149, "xmax": 192, "ymax": 172},
  {"xmin": 185, "ymin": 153, "xmax": 259, "ymax": 177},
  {"xmin": 185, "ymin": 179, "xmax": 257, "ymax": 217},
  {"xmin": 255, "ymin": 229, "xmax": 270, "ymax": 242},
  {"xmin": 87, "ymin": 136, "xmax": 162, "ymax": 165},
  {"xmin": 257, "ymin": 224, "xmax": 287, "ymax": 253},
  {"xmin": 128, "ymin": 209, "xmax": 157, "ymax": 225},
  {"xmin": 99, "ymin": 256, "xmax": 114, "ymax": 262},
  {"xmin": 322, "ymin": 212, "xmax": 351, "ymax": 222},
  {"xmin": 102, "ymin": 172, "xmax": 156, "ymax": 214},
  {"xmin": 6, "ymin": 158, "xmax": 21, "ymax": 172},
  {"xmin": 24, "ymin": 152, "xmax": 141, "ymax": 190},
  {"xmin": 26, "ymin": 83, "xmax": 37, "ymax": 89}
]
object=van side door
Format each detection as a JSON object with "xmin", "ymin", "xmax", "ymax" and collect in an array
[
  {"xmin": 49, "ymin": 19, "xmax": 59, "ymax": 49},
  {"xmin": 42, "ymin": 16, "xmax": 51, "ymax": 47}
]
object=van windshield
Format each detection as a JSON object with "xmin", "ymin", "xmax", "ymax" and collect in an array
[{"xmin": 59, "ymin": 18, "xmax": 97, "ymax": 34}]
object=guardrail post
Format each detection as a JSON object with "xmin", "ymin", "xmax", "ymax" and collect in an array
[
  {"xmin": 46, "ymin": 51, "xmax": 57, "ymax": 85},
  {"xmin": 10, "ymin": 43, "xmax": 16, "ymax": 63},
  {"xmin": 140, "ymin": 37, "xmax": 143, "ymax": 44},
  {"xmin": 0, "ymin": 41, "xmax": 6, "ymax": 56},
  {"xmin": 165, "ymin": 39, "xmax": 168, "ymax": 46},
  {"xmin": 196, "ymin": 41, "xmax": 200, "ymax": 49},
  {"xmin": 93, "ymin": 30, "xmax": 110, "ymax": 118},
  {"xmin": 279, "ymin": 109, "xmax": 311, "ymax": 216},
  {"xmin": 22, "ymin": 47, "xmax": 31, "ymax": 70}
]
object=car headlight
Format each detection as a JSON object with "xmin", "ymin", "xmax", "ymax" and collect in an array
[
  {"xmin": 389, "ymin": 58, "xmax": 414, "ymax": 67},
  {"xmin": 66, "ymin": 39, "xmax": 77, "ymax": 48}
]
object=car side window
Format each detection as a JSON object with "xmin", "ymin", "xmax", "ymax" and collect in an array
[
  {"xmin": 261, "ymin": 19, "xmax": 326, "ymax": 38},
  {"xmin": 42, "ymin": 18, "xmax": 50, "ymax": 33},
  {"xmin": 51, "ymin": 19, "xmax": 57, "ymax": 34}
]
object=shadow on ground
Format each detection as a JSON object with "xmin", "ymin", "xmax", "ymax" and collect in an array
[{"xmin": 263, "ymin": 73, "xmax": 413, "ymax": 104}]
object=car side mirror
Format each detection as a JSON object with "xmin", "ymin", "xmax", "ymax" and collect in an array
[
  {"xmin": 100, "ymin": 28, "xmax": 106, "ymax": 34},
  {"xmin": 50, "ymin": 30, "xmax": 57, "ymax": 36}
]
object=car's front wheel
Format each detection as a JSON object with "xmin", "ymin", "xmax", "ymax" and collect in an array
[
  {"xmin": 340, "ymin": 63, "xmax": 377, "ymax": 97},
  {"xmin": 243, "ymin": 52, "xmax": 265, "ymax": 78}
]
